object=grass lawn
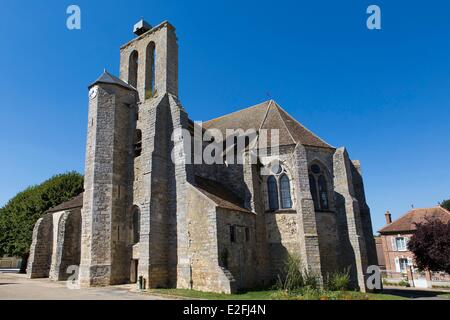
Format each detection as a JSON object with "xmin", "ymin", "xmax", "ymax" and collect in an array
[{"xmin": 147, "ymin": 288, "xmax": 407, "ymax": 300}]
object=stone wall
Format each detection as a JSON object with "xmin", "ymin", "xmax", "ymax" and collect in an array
[
  {"xmin": 186, "ymin": 185, "xmax": 258, "ymax": 293},
  {"xmin": 315, "ymin": 212, "xmax": 340, "ymax": 277},
  {"xmin": 265, "ymin": 212, "xmax": 300, "ymax": 279},
  {"xmin": 27, "ymin": 214, "xmax": 53, "ymax": 278},
  {"xmin": 49, "ymin": 209, "xmax": 82, "ymax": 281},
  {"xmin": 187, "ymin": 186, "xmax": 223, "ymax": 292},
  {"xmin": 216, "ymin": 208, "xmax": 257, "ymax": 290}
]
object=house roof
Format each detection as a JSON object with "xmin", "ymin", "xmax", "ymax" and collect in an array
[
  {"xmin": 47, "ymin": 193, "xmax": 84, "ymax": 213},
  {"xmin": 193, "ymin": 176, "xmax": 252, "ymax": 213},
  {"xmin": 203, "ymin": 100, "xmax": 334, "ymax": 149},
  {"xmin": 379, "ymin": 206, "xmax": 450, "ymax": 234},
  {"xmin": 89, "ymin": 70, "xmax": 137, "ymax": 91}
]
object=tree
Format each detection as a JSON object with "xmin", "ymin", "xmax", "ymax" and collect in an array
[
  {"xmin": 408, "ymin": 219, "xmax": 450, "ymax": 274},
  {"xmin": 0, "ymin": 172, "xmax": 83, "ymax": 272},
  {"xmin": 440, "ymin": 199, "xmax": 450, "ymax": 211}
]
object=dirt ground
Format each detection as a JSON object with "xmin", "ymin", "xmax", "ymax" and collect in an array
[{"xmin": 0, "ymin": 272, "xmax": 171, "ymax": 300}]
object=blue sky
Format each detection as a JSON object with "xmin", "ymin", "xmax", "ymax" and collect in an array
[{"xmin": 0, "ymin": 0, "xmax": 449, "ymax": 233}]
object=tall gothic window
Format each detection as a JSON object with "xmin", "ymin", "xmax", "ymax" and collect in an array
[
  {"xmin": 128, "ymin": 50, "xmax": 139, "ymax": 88},
  {"xmin": 145, "ymin": 42, "xmax": 156, "ymax": 99},
  {"xmin": 318, "ymin": 175, "xmax": 329, "ymax": 210},
  {"xmin": 309, "ymin": 174, "xmax": 319, "ymax": 210},
  {"xmin": 280, "ymin": 174, "xmax": 292, "ymax": 209},
  {"xmin": 266, "ymin": 164, "xmax": 294, "ymax": 212},
  {"xmin": 132, "ymin": 207, "xmax": 140, "ymax": 244},
  {"xmin": 267, "ymin": 176, "xmax": 279, "ymax": 211},
  {"xmin": 309, "ymin": 164, "xmax": 330, "ymax": 211}
]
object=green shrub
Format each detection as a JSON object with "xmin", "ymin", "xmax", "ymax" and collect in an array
[
  {"xmin": 398, "ymin": 279, "xmax": 410, "ymax": 287},
  {"xmin": 326, "ymin": 268, "xmax": 350, "ymax": 291},
  {"xmin": 275, "ymin": 253, "xmax": 319, "ymax": 292}
]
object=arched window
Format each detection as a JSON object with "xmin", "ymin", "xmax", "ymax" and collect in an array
[
  {"xmin": 280, "ymin": 174, "xmax": 292, "ymax": 209},
  {"xmin": 132, "ymin": 207, "xmax": 140, "ymax": 244},
  {"xmin": 145, "ymin": 42, "xmax": 156, "ymax": 99},
  {"xmin": 128, "ymin": 51, "xmax": 139, "ymax": 88},
  {"xmin": 267, "ymin": 176, "xmax": 279, "ymax": 211},
  {"xmin": 318, "ymin": 175, "xmax": 329, "ymax": 210},
  {"xmin": 309, "ymin": 163, "xmax": 330, "ymax": 211},
  {"xmin": 134, "ymin": 129, "xmax": 142, "ymax": 157}
]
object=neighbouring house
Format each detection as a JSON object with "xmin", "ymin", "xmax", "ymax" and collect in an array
[{"xmin": 379, "ymin": 207, "xmax": 450, "ymax": 288}]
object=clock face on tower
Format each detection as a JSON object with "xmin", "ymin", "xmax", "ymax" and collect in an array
[{"xmin": 89, "ymin": 87, "xmax": 98, "ymax": 100}]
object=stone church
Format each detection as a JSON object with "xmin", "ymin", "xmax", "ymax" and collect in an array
[{"xmin": 27, "ymin": 20, "xmax": 377, "ymax": 293}]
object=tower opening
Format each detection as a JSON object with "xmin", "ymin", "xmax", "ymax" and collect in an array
[
  {"xmin": 128, "ymin": 50, "xmax": 139, "ymax": 88},
  {"xmin": 145, "ymin": 42, "xmax": 156, "ymax": 99}
]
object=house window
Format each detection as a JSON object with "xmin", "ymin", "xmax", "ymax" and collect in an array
[
  {"xmin": 267, "ymin": 176, "xmax": 279, "ymax": 211},
  {"xmin": 398, "ymin": 258, "xmax": 409, "ymax": 273},
  {"xmin": 309, "ymin": 163, "xmax": 330, "ymax": 211},
  {"xmin": 230, "ymin": 225, "xmax": 236, "ymax": 243},
  {"xmin": 395, "ymin": 237, "xmax": 407, "ymax": 251}
]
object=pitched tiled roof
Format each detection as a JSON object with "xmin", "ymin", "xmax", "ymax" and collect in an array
[
  {"xmin": 193, "ymin": 176, "xmax": 252, "ymax": 213},
  {"xmin": 203, "ymin": 100, "xmax": 333, "ymax": 149},
  {"xmin": 379, "ymin": 206, "xmax": 450, "ymax": 233},
  {"xmin": 89, "ymin": 70, "xmax": 137, "ymax": 91},
  {"xmin": 47, "ymin": 193, "xmax": 84, "ymax": 213}
]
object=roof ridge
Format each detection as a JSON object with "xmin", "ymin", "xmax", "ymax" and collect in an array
[
  {"xmin": 270, "ymin": 101, "xmax": 297, "ymax": 144},
  {"xmin": 258, "ymin": 99, "xmax": 273, "ymax": 131},
  {"xmin": 89, "ymin": 70, "xmax": 137, "ymax": 91},
  {"xmin": 272, "ymin": 101, "xmax": 334, "ymax": 149},
  {"xmin": 379, "ymin": 208, "xmax": 414, "ymax": 231},
  {"xmin": 379, "ymin": 206, "xmax": 450, "ymax": 233},
  {"xmin": 438, "ymin": 206, "xmax": 450, "ymax": 214},
  {"xmin": 204, "ymin": 100, "xmax": 272, "ymax": 125}
]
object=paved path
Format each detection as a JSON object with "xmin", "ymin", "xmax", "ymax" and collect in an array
[{"xmin": 0, "ymin": 272, "xmax": 171, "ymax": 300}]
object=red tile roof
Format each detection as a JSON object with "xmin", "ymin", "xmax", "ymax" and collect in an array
[{"xmin": 379, "ymin": 206, "xmax": 450, "ymax": 233}]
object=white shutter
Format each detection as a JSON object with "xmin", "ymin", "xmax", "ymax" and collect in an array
[
  {"xmin": 391, "ymin": 237, "xmax": 397, "ymax": 251},
  {"xmin": 395, "ymin": 257, "xmax": 400, "ymax": 272}
]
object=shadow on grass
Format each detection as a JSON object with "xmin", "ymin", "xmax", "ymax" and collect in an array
[{"xmin": 382, "ymin": 288, "xmax": 449, "ymax": 299}]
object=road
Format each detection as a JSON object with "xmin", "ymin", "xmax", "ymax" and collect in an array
[{"xmin": 0, "ymin": 272, "xmax": 172, "ymax": 300}]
